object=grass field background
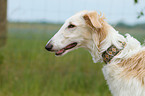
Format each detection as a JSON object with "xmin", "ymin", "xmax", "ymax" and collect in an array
[{"xmin": 0, "ymin": 23, "xmax": 145, "ymax": 96}]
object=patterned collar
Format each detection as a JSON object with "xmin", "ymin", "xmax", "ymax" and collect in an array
[{"xmin": 102, "ymin": 42, "xmax": 126, "ymax": 64}]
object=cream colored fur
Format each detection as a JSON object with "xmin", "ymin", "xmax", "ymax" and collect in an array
[{"xmin": 46, "ymin": 11, "xmax": 145, "ymax": 96}]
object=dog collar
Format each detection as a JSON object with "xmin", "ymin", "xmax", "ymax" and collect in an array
[{"xmin": 102, "ymin": 42, "xmax": 126, "ymax": 64}]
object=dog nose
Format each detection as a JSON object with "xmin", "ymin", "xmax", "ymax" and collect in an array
[{"xmin": 45, "ymin": 43, "xmax": 53, "ymax": 51}]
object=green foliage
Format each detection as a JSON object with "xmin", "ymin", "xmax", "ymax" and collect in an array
[
  {"xmin": 137, "ymin": 11, "xmax": 144, "ymax": 19},
  {"xmin": 0, "ymin": 23, "xmax": 145, "ymax": 96},
  {"xmin": 134, "ymin": 0, "xmax": 138, "ymax": 4},
  {"xmin": 134, "ymin": 0, "xmax": 144, "ymax": 19}
]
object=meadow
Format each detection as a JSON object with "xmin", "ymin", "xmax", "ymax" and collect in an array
[{"xmin": 0, "ymin": 23, "xmax": 144, "ymax": 96}]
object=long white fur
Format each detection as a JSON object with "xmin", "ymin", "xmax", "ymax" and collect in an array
[
  {"xmin": 46, "ymin": 11, "xmax": 145, "ymax": 96},
  {"xmin": 101, "ymin": 29, "xmax": 145, "ymax": 96}
]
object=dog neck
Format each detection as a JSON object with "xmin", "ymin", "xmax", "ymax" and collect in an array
[{"xmin": 87, "ymin": 24, "xmax": 126, "ymax": 64}]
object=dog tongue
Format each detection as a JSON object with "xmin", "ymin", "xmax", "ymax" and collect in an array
[{"xmin": 56, "ymin": 49, "xmax": 65, "ymax": 55}]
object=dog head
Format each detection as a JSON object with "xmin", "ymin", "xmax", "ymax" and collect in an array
[{"xmin": 45, "ymin": 11, "xmax": 106, "ymax": 56}]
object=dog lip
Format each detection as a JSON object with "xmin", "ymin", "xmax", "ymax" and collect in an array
[
  {"xmin": 55, "ymin": 42, "xmax": 77, "ymax": 56},
  {"xmin": 55, "ymin": 49, "xmax": 65, "ymax": 55},
  {"xmin": 64, "ymin": 42, "xmax": 77, "ymax": 50}
]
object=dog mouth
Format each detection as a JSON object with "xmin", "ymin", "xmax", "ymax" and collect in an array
[{"xmin": 55, "ymin": 42, "xmax": 77, "ymax": 56}]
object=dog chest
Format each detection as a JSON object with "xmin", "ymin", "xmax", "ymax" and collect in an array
[{"xmin": 102, "ymin": 64, "xmax": 145, "ymax": 96}]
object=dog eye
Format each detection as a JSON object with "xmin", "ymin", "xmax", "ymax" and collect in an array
[{"xmin": 68, "ymin": 24, "xmax": 76, "ymax": 28}]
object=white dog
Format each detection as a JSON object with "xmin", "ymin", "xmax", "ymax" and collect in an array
[{"xmin": 45, "ymin": 11, "xmax": 145, "ymax": 96}]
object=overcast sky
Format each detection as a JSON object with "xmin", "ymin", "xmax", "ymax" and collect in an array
[{"xmin": 7, "ymin": 0, "xmax": 145, "ymax": 25}]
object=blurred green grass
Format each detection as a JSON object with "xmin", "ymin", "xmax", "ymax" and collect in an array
[{"xmin": 0, "ymin": 23, "xmax": 144, "ymax": 96}]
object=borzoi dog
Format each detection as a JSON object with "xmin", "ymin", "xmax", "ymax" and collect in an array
[{"xmin": 45, "ymin": 11, "xmax": 145, "ymax": 96}]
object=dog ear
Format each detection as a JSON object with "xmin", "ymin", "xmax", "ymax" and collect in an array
[{"xmin": 83, "ymin": 11, "xmax": 102, "ymax": 30}]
